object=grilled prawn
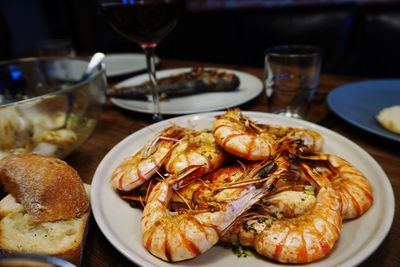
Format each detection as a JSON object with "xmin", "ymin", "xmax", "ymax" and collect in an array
[
  {"xmin": 212, "ymin": 108, "xmax": 276, "ymax": 160},
  {"xmin": 223, "ymin": 161, "xmax": 343, "ymax": 264},
  {"xmin": 112, "ymin": 125, "xmax": 186, "ymax": 191},
  {"xmin": 257, "ymin": 123, "xmax": 324, "ymax": 154},
  {"xmin": 164, "ymin": 129, "xmax": 226, "ymax": 176},
  {"xmin": 300, "ymin": 153, "xmax": 373, "ymax": 219},
  {"xmin": 212, "ymin": 109, "xmax": 323, "ymax": 160},
  {"xmin": 141, "ymin": 160, "xmax": 279, "ymax": 262}
]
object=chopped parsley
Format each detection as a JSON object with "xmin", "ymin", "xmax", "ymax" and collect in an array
[
  {"xmin": 242, "ymin": 222, "xmax": 258, "ymax": 234},
  {"xmin": 232, "ymin": 244, "xmax": 253, "ymax": 258},
  {"xmin": 304, "ymin": 185, "xmax": 316, "ymax": 196},
  {"xmin": 272, "ymin": 210, "xmax": 283, "ymax": 219},
  {"xmin": 257, "ymin": 217, "xmax": 273, "ymax": 226}
]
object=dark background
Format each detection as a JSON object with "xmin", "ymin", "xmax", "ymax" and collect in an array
[{"xmin": 1, "ymin": 0, "xmax": 400, "ymax": 77}]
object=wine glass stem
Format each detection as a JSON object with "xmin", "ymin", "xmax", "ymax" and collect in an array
[{"xmin": 142, "ymin": 45, "xmax": 163, "ymax": 121}]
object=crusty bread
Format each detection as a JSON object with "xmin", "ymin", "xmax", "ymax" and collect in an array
[
  {"xmin": 0, "ymin": 184, "xmax": 91, "ymax": 266},
  {"xmin": 376, "ymin": 105, "xmax": 400, "ymax": 135},
  {"xmin": 0, "ymin": 153, "xmax": 89, "ymax": 222}
]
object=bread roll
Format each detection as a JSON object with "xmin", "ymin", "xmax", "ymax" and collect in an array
[{"xmin": 0, "ymin": 153, "xmax": 89, "ymax": 222}]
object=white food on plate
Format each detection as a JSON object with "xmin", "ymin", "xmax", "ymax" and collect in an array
[{"xmin": 376, "ymin": 105, "xmax": 400, "ymax": 135}]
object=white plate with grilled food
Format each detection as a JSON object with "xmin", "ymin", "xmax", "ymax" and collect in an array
[
  {"xmin": 109, "ymin": 68, "xmax": 263, "ymax": 115},
  {"xmin": 91, "ymin": 111, "xmax": 394, "ymax": 267}
]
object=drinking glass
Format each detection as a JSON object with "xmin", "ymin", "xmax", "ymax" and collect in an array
[
  {"xmin": 265, "ymin": 45, "xmax": 322, "ymax": 120},
  {"xmin": 98, "ymin": 0, "xmax": 185, "ymax": 121}
]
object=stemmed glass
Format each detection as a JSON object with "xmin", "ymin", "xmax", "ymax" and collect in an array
[{"xmin": 98, "ymin": 0, "xmax": 185, "ymax": 121}]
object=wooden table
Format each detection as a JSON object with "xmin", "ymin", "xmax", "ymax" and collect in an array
[{"xmin": 66, "ymin": 59, "xmax": 399, "ymax": 267}]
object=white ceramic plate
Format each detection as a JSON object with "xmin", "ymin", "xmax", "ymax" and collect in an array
[
  {"xmin": 110, "ymin": 68, "xmax": 263, "ymax": 115},
  {"xmin": 91, "ymin": 112, "xmax": 394, "ymax": 267},
  {"xmin": 104, "ymin": 53, "xmax": 160, "ymax": 78}
]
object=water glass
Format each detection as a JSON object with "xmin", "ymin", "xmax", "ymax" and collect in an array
[{"xmin": 264, "ymin": 45, "xmax": 322, "ymax": 120}]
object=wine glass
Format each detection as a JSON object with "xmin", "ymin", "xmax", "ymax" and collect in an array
[{"xmin": 98, "ymin": 0, "xmax": 185, "ymax": 121}]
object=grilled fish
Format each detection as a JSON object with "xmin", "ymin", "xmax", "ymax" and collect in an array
[{"xmin": 106, "ymin": 68, "xmax": 240, "ymax": 100}]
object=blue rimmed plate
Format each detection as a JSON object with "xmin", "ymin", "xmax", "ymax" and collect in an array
[{"xmin": 327, "ymin": 80, "xmax": 400, "ymax": 142}]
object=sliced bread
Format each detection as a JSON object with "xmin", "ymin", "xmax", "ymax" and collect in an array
[{"xmin": 0, "ymin": 184, "xmax": 91, "ymax": 266}]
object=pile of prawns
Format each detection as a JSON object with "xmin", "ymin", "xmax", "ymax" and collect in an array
[{"xmin": 111, "ymin": 108, "xmax": 373, "ymax": 264}]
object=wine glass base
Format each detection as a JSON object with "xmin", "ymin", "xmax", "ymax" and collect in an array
[
  {"xmin": 274, "ymin": 111, "xmax": 305, "ymax": 120},
  {"xmin": 152, "ymin": 113, "xmax": 164, "ymax": 121}
]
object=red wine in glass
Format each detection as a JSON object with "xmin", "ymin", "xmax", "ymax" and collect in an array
[{"xmin": 99, "ymin": 0, "xmax": 185, "ymax": 120}]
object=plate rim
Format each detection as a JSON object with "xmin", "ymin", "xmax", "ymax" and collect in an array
[
  {"xmin": 104, "ymin": 53, "xmax": 160, "ymax": 78},
  {"xmin": 91, "ymin": 111, "xmax": 395, "ymax": 267},
  {"xmin": 327, "ymin": 79, "xmax": 400, "ymax": 143},
  {"xmin": 109, "ymin": 67, "xmax": 263, "ymax": 115}
]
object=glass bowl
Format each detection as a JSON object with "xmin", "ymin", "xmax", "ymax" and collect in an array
[
  {"xmin": 0, "ymin": 57, "xmax": 106, "ymax": 159},
  {"xmin": 0, "ymin": 253, "xmax": 76, "ymax": 267}
]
